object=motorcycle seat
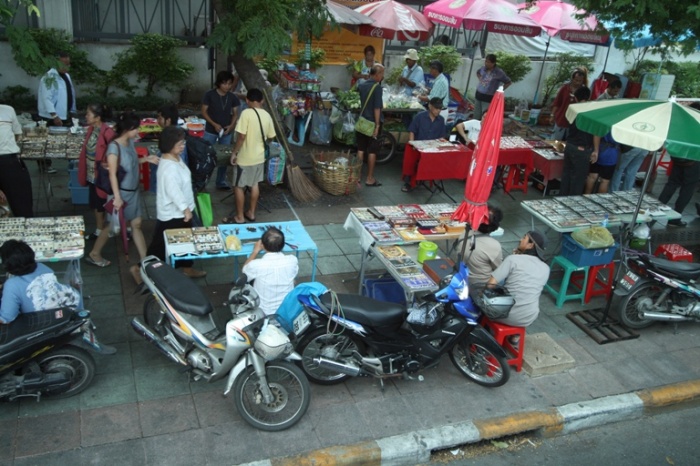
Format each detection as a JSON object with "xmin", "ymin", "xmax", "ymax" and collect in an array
[
  {"xmin": 318, "ymin": 293, "xmax": 405, "ymax": 327},
  {"xmin": 647, "ymin": 256, "xmax": 700, "ymax": 281},
  {"xmin": 0, "ymin": 308, "xmax": 73, "ymax": 351},
  {"xmin": 144, "ymin": 260, "xmax": 213, "ymax": 316}
]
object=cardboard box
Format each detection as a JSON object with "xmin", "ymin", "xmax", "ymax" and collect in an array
[{"xmin": 422, "ymin": 258, "xmax": 455, "ymax": 285}]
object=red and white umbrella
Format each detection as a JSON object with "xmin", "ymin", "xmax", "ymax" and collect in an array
[
  {"xmin": 326, "ymin": 1, "xmax": 374, "ymax": 27},
  {"xmin": 452, "ymin": 87, "xmax": 505, "ymax": 249},
  {"xmin": 355, "ymin": 0, "xmax": 434, "ymax": 42}
]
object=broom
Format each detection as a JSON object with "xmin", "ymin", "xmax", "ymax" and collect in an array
[{"xmin": 262, "ymin": 87, "xmax": 321, "ymax": 203}]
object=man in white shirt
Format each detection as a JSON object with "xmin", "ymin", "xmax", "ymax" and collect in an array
[
  {"xmin": 0, "ymin": 104, "xmax": 33, "ymax": 217},
  {"xmin": 451, "ymin": 118, "xmax": 482, "ymax": 146},
  {"xmin": 397, "ymin": 49, "xmax": 424, "ymax": 98},
  {"xmin": 242, "ymin": 227, "xmax": 299, "ymax": 316}
]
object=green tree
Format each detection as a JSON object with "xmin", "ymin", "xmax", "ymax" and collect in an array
[{"xmin": 494, "ymin": 51, "xmax": 532, "ymax": 84}]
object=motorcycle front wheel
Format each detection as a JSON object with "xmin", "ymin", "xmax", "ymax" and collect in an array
[
  {"xmin": 38, "ymin": 346, "xmax": 96, "ymax": 398},
  {"xmin": 450, "ymin": 340, "xmax": 510, "ymax": 387},
  {"xmin": 297, "ymin": 328, "xmax": 363, "ymax": 385},
  {"xmin": 617, "ymin": 282, "xmax": 665, "ymax": 329},
  {"xmin": 233, "ymin": 361, "xmax": 310, "ymax": 431}
]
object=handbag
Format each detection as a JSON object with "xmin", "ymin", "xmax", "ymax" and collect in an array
[
  {"xmin": 95, "ymin": 143, "xmax": 126, "ymax": 195},
  {"xmin": 196, "ymin": 192, "xmax": 213, "ymax": 227},
  {"xmin": 354, "ymin": 83, "xmax": 379, "ymax": 137},
  {"xmin": 252, "ymin": 108, "xmax": 271, "ymax": 160}
]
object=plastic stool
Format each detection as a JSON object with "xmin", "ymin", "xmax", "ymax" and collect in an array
[
  {"xmin": 583, "ymin": 262, "xmax": 615, "ymax": 303},
  {"xmin": 480, "ymin": 316, "xmax": 526, "ymax": 372},
  {"xmin": 135, "ymin": 147, "xmax": 150, "ymax": 192},
  {"xmin": 655, "ymin": 150, "xmax": 673, "ymax": 176},
  {"xmin": 654, "ymin": 244, "xmax": 693, "ymax": 262},
  {"xmin": 503, "ymin": 164, "xmax": 532, "ymax": 194},
  {"xmin": 545, "ymin": 255, "xmax": 589, "ymax": 308}
]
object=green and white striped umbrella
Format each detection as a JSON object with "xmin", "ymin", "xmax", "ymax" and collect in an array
[{"xmin": 566, "ymin": 98, "xmax": 700, "ymax": 159}]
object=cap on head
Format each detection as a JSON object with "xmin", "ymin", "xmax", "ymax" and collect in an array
[{"xmin": 527, "ymin": 230, "xmax": 547, "ymax": 260}]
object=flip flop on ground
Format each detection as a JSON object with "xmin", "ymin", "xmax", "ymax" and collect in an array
[
  {"xmin": 85, "ymin": 256, "xmax": 111, "ymax": 268},
  {"xmin": 365, "ymin": 180, "xmax": 382, "ymax": 187},
  {"xmin": 244, "ymin": 214, "xmax": 256, "ymax": 223},
  {"xmin": 221, "ymin": 216, "xmax": 245, "ymax": 224}
]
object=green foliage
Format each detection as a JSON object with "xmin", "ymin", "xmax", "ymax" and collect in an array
[
  {"xmin": 257, "ymin": 56, "xmax": 284, "ymax": 85},
  {"xmin": 7, "ymin": 27, "xmax": 99, "ymax": 83},
  {"xmin": 77, "ymin": 93, "xmax": 170, "ymax": 112},
  {"xmin": 385, "ymin": 67, "xmax": 404, "ymax": 86},
  {"xmin": 624, "ymin": 59, "xmax": 665, "ymax": 83},
  {"xmin": 294, "ymin": 48, "xmax": 326, "ymax": 70},
  {"xmin": 540, "ymin": 52, "xmax": 595, "ymax": 106},
  {"xmin": 112, "ymin": 33, "xmax": 194, "ymax": 97},
  {"xmin": 0, "ymin": 0, "xmax": 39, "ymax": 25},
  {"xmin": 494, "ymin": 51, "xmax": 532, "ymax": 84},
  {"xmin": 665, "ymin": 61, "xmax": 700, "ymax": 97},
  {"xmin": 418, "ymin": 45, "xmax": 462, "ymax": 76},
  {"xmin": 0, "ymin": 85, "xmax": 35, "ymax": 111}
]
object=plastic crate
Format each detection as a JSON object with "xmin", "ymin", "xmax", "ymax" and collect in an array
[
  {"xmin": 68, "ymin": 181, "xmax": 89, "ymax": 205},
  {"xmin": 561, "ymin": 234, "xmax": 617, "ymax": 267},
  {"xmin": 362, "ymin": 277, "xmax": 406, "ymax": 305},
  {"xmin": 68, "ymin": 168, "xmax": 79, "ymax": 186}
]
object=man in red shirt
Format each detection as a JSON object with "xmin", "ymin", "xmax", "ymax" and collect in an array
[{"xmin": 551, "ymin": 68, "xmax": 587, "ymax": 141}]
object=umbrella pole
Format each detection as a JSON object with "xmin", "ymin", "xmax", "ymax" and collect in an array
[
  {"xmin": 457, "ymin": 223, "xmax": 472, "ymax": 266},
  {"xmin": 601, "ymin": 44, "xmax": 611, "ymax": 73},
  {"xmin": 463, "ymin": 25, "xmax": 486, "ymax": 100},
  {"xmin": 594, "ymin": 154, "xmax": 656, "ymax": 326},
  {"xmin": 532, "ymin": 38, "xmax": 550, "ymax": 106}
]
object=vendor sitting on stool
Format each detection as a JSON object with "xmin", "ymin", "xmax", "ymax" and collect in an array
[{"xmin": 401, "ymin": 97, "xmax": 446, "ymax": 193}]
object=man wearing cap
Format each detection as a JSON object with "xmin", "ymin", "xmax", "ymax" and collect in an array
[
  {"xmin": 401, "ymin": 97, "xmax": 446, "ymax": 192},
  {"xmin": 485, "ymin": 230, "xmax": 550, "ymax": 328},
  {"xmin": 397, "ymin": 49, "xmax": 424, "ymax": 98},
  {"xmin": 419, "ymin": 61, "xmax": 450, "ymax": 117},
  {"xmin": 474, "ymin": 54, "xmax": 511, "ymax": 120}
]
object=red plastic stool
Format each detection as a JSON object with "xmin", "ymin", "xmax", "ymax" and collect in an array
[
  {"xmin": 503, "ymin": 164, "xmax": 532, "ymax": 194},
  {"xmin": 655, "ymin": 149, "xmax": 673, "ymax": 176},
  {"xmin": 480, "ymin": 316, "xmax": 526, "ymax": 372},
  {"xmin": 654, "ymin": 244, "xmax": 693, "ymax": 262},
  {"xmin": 135, "ymin": 146, "xmax": 150, "ymax": 192},
  {"xmin": 584, "ymin": 262, "xmax": 615, "ymax": 303}
]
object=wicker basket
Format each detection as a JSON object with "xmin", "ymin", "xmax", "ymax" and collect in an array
[{"xmin": 311, "ymin": 151, "xmax": 362, "ymax": 196}]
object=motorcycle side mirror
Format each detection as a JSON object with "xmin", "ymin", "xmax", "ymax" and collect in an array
[{"xmin": 235, "ymin": 274, "xmax": 248, "ymax": 288}]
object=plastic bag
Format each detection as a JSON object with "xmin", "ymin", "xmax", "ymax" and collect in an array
[
  {"xmin": 342, "ymin": 111, "xmax": 356, "ymax": 133},
  {"xmin": 571, "ymin": 226, "xmax": 615, "ymax": 249},
  {"xmin": 310, "ymin": 109, "xmax": 331, "ymax": 145}
]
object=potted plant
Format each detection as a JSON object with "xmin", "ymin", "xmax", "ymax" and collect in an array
[
  {"xmin": 494, "ymin": 51, "xmax": 532, "ymax": 86},
  {"xmin": 295, "ymin": 47, "xmax": 326, "ymax": 71}
]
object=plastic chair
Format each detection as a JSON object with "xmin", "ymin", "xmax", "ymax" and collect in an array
[
  {"xmin": 545, "ymin": 256, "xmax": 589, "ymax": 308},
  {"xmin": 480, "ymin": 316, "xmax": 526, "ymax": 372}
]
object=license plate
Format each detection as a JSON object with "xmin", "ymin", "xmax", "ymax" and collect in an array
[
  {"xmin": 618, "ymin": 270, "xmax": 639, "ymax": 291},
  {"xmin": 293, "ymin": 311, "xmax": 311, "ymax": 335}
]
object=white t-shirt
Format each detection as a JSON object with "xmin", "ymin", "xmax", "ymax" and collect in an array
[
  {"xmin": 242, "ymin": 252, "xmax": 299, "ymax": 315},
  {"xmin": 461, "ymin": 119, "xmax": 482, "ymax": 144},
  {"xmin": 0, "ymin": 105, "xmax": 22, "ymax": 155},
  {"xmin": 156, "ymin": 158, "xmax": 196, "ymax": 222}
]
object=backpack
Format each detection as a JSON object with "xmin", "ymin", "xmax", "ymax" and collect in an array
[{"xmin": 185, "ymin": 135, "xmax": 217, "ymax": 192}]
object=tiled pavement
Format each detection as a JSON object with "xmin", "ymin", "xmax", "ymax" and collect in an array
[{"xmin": 3, "ymin": 151, "xmax": 700, "ymax": 465}]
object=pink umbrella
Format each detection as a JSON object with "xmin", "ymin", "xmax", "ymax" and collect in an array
[
  {"xmin": 354, "ymin": 0, "xmax": 434, "ymax": 42},
  {"xmin": 424, "ymin": 0, "xmax": 543, "ymax": 95},
  {"xmin": 452, "ymin": 87, "xmax": 505, "ymax": 259},
  {"xmin": 518, "ymin": 1, "xmax": 609, "ymax": 103}
]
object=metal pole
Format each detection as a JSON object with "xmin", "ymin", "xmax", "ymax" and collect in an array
[{"xmin": 532, "ymin": 37, "xmax": 551, "ymax": 106}]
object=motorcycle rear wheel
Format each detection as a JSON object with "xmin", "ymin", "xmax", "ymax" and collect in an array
[
  {"xmin": 233, "ymin": 361, "xmax": 310, "ymax": 431},
  {"xmin": 38, "ymin": 346, "xmax": 96, "ymax": 398},
  {"xmin": 450, "ymin": 340, "xmax": 510, "ymax": 387},
  {"xmin": 617, "ymin": 282, "xmax": 664, "ymax": 329},
  {"xmin": 143, "ymin": 295, "xmax": 168, "ymax": 337},
  {"xmin": 297, "ymin": 328, "xmax": 363, "ymax": 385}
]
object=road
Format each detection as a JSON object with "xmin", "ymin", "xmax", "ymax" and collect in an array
[{"xmin": 432, "ymin": 404, "xmax": 700, "ymax": 465}]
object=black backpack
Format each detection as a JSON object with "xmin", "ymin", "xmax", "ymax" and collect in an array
[{"xmin": 185, "ymin": 135, "xmax": 217, "ymax": 192}]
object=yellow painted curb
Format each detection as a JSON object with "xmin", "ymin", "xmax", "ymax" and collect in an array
[
  {"xmin": 637, "ymin": 380, "xmax": 700, "ymax": 408},
  {"xmin": 473, "ymin": 409, "xmax": 563, "ymax": 439},
  {"xmin": 270, "ymin": 441, "xmax": 381, "ymax": 466}
]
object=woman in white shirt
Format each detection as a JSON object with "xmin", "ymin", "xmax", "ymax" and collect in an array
[{"xmin": 142, "ymin": 126, "xmax": 205, "ymax": 279}]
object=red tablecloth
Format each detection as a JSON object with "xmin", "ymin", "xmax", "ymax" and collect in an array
[{"xmin": 532, "ymin": 152, "xmax": 563, "ymax": 181}]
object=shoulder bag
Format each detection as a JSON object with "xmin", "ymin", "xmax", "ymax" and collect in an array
[
  {"xmin": 252, "ymin": 108, "xmax": 270, "ymax": 160},
  {"xmin": 355, "ymin": 83, "xmax": 379, "ymax": 137},
  {"xmin": 95, "ymin": 143, "xmax": 126, "ymax": 195}
]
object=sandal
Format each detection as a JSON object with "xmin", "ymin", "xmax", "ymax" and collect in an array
[
  {"xmin": 221, "ymin": 216, "xmax": 245, "ymax": 224},
  {"xmin": 85, "ymin": 256, "xmax": 111, "ymax": 268},
  {"xmin": 244, "ymin": 214, "xmax": 257, "ymax": 223},
  {"xmin": 365, "ymin": 180, "xmax": 382, "ymax": 187}
]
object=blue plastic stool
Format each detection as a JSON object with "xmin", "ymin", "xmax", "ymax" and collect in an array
[{"xmin": 544, "ymin": 256, "xmax": 589, "ymax": 308}]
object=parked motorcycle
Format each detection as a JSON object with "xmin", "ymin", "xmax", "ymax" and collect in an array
[
  {"xmin": 293, "ymin": 264, "xmax": 511, "ymax": 388},
  {"xmin": 1, "ymin": 307, "xmax": 109, "ymax": 401},
  {"xmin": 614, "ymin": 251, "xmax": 700, "ymax": 328},
  {"xmin": 131, "ymin": 256, "xmax": 310, "ymax": 431}
]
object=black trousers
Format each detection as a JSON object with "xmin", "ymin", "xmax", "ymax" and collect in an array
[
  {"xmin": 658, "ymin": 162, "xmax": 700, "ymax": 214},
  {"xmin": 146, "ymin": 217, "xmax": 193, "ymax": 268},
  {"xmin": 0, "ymin": 154, "xmax": 33, "ymax": 217}
]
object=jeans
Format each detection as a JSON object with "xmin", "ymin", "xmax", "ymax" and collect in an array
[
  {"xmin": 609, "ymin": 147, "xmax": 647, "ymax": 192},
  {"xmin": 203, "ymin": 131, "xmax": 233, "ymax": 187}
]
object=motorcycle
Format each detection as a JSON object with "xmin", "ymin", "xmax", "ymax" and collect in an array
[
  {"xmin": 614, "ymin": 250, "xmax": 700, "ymax": 328},
  {"xmin": 1, "ymin": 307, "xmax": 109, "ymax": 401},
  {"xmin": 293, "ymin": 264, "xmax": 511, "ymax": 388},
  {"xmin": 131, "ymin": 255, "xmax": 311, "ymax": 431}
]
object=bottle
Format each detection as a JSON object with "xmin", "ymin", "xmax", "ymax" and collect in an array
[{"xmin": 601, "ymin": 213, "xmax": 609, "ymax": 228}]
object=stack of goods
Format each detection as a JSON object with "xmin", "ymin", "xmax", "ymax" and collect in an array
[
  {"xmin": 0, "ymin": 216, "xmax": 85, "ymax": 260},
  {"xmin": 499, "ymin": 136, "xmax": 531, "ymax": 149},
  {"xmin": 376, "ymin": 245, "xmax": 435, "ymax": 290},
  {"xmin": 351, "ymin": 204, "xmax": 461, "ymax": 243},
  {"xmin": 193, "ymin": 227, "xmax": 225, "ymax": 253}
]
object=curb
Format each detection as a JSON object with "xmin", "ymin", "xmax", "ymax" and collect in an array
[{"xmin": 238, "ymin": 379, "xmax": 700, "ymax": 466}]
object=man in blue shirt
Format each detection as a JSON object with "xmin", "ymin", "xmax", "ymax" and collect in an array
[
  {"xmin": 419, "ymin": 61, "xmax": 450, "ymax": 112},
  {"xmin": 402, "ymin": 97, "xmax": 446, "ymax": 192},
  {"xmin": 397, "ymin": 49, "xmax": 424, "ymax": 98},
  {"xmin": 474, "ymin": 54, "xmax": 511, "ymax": 120}
]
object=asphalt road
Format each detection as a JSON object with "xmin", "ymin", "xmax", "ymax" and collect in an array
[{"xmin": 434, "ymin": 404, "xmax": 700, "ymax": 466}]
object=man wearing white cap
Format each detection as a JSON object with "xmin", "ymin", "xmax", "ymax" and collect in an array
[{"xmin": 397, "ymin": 49, "xmax": 424, "ymax": 98}]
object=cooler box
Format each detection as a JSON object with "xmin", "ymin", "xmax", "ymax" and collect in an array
[
  {"xmin": 561, "ymin": 234, "xmax": 617, "ymax": 267},
  {"xmin": 68, "ymin": 182, "xmax": 88, "ymax": 205},
  {"xmin": 362, "ymin": 277, "xmax": 406, "ymax": 305}
]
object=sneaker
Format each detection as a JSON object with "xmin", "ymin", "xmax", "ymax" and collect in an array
[
  {"xmin": 668, "ymin": 219, "xmax": 687, "ymax": 227},
  {"xmin": 45, "ymin": 167, "xmax": 57, "ymax": 175}
]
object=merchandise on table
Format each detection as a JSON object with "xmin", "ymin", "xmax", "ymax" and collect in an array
[
  {"xmin": 192, "ymin": 227, "xmax": 225, "ymax": 253},
  {"xmin": 0, "ymin": 216, "xmax": 85, "ymax": 260}
]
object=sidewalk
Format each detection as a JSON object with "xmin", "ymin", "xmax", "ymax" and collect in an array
[{"xmin": 2, "ymin": 149, "xmax": 700, "ymax": 465}]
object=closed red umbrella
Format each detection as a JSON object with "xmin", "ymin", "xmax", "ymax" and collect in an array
[
  {"xmin": 355, "ymin": 0, "xmax": 434, "ymax": 41},
  {"xmin": 452, "ymin": 87, "xmax": 505, "ymax": 259}
]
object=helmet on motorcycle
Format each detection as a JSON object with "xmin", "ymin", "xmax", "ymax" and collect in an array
[
  {"xmin": 254, "ymin": 323, "xmax": 293, "ymax": 361},
  {"xmin": 407, "ymin": 302, "xmax": 441, "ymax": 334},
  {"xmin": 476, "ymin": 286, "xmax": 515, "ymax": 320}
]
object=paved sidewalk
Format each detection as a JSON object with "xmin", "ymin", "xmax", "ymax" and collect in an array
[{"xmin": 3, "ymin": 152, "xmax": 700, "ymax": 465}]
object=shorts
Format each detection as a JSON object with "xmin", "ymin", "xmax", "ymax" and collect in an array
[
  {"xmin": 355, "ymin": 123, "xmax": 383, "ymax": 153},
  {"xmin": 589, "ymin": 163, "xmax": 615, "ymax": 180},
  {"xmin": 233, "ymin": 163, "xmax": 264, "ymax": 188},
  {"xmin": 88, "ymin": 183, "xmax": 106, "ymax": 212}
]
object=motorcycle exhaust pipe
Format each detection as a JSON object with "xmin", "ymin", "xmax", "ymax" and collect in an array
[
  {"xmin": 131, "ymin": 317, "xmax": 188, "ymax": 366},
  {"xmin": 640, "ymin": 312, "xmax": 693, "ymax": 322},
  {"xmin": 313, "ymin": 357, "xmax": 361, "ymax": 377}
]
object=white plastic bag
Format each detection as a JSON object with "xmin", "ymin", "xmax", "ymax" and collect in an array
[{"xmin": 342, "ymin": 111, "xmax": 356, "ymax": 133}]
